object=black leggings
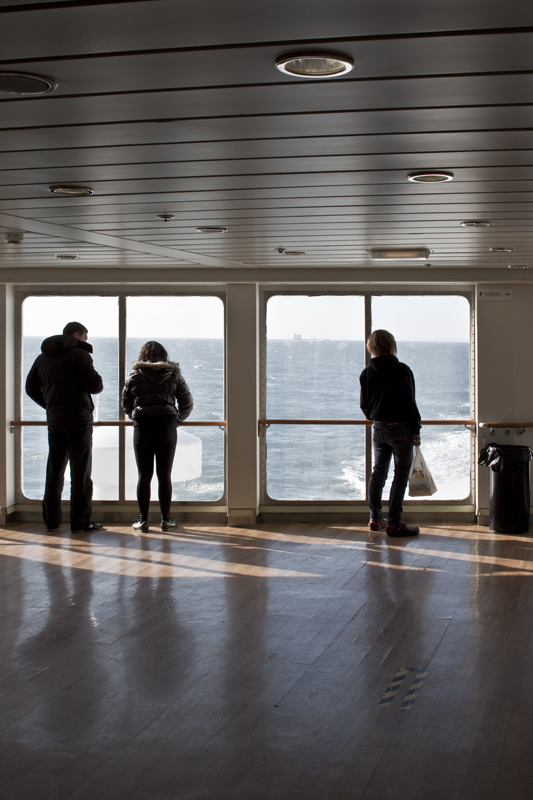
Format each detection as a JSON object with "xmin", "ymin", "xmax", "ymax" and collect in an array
[{"xmin": 133, "ymin": 415, "xmax": 177, "ymax": 520}]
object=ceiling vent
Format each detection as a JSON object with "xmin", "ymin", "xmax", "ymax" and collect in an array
[
  {"xmin": 4, "ymin": 232, "xmax": 24, "ymax": 244},
  {"xmin": 368, "ymin": 248, "xmax": 431, "ymax": 260}
]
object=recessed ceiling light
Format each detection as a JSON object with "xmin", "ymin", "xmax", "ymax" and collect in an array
[
  {"xmin": 275, "ymin": 52, "xmax": 354, "ymax": 78},
  {"xmin": 195, "ymin": 226, "xmax": 227, "ymax": 233},
  {"xmin": 55, "ymin": 254, "xmax": 80, "ymax": 260},
  {"xmin": 368, "ymin": 248, "xmax": 431, "ymax": 260},
  {"xmin": 49, "ymin": 184, "xmax": 94, "ymax": 196},
  {"xmin": 407, "ymin": 171, "xmax": 454, "ymax": 183},
  {"xmin": 490, "ymin": 247, "xmax": 515, "ymax": 253},
  {"xmin": 0, "ymin": 71, "xmax": 57, "ymax": 95},
  {"xmin": 157, "ymin": 214, "xmax": 175, "ymax": 221},
  {"xmin": 460, "ymin": 220, "xmax": 494, "ymax": 227}
]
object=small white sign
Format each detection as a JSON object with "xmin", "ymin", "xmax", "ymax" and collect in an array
[{"xmin": 479, "ymin": 289, "xmax": 513, "ymax": 301}]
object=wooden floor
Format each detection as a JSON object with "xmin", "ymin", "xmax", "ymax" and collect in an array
[{"xmin": 1, "ymin": 520, "xmax": 533, "ymax": 799}]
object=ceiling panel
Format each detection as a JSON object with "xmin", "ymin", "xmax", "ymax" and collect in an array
[
  {"xmin": 2, "ymin": 74, "xmax": 533, "ymax": 130},
  {"xmin": 1, "ymin": 105, "xmax": 533, "ymax": 155},
  {"xmin": 0, "ymin": 2, "xmax": 533, "ymax": 272},
  {"xmin": 1, "ymin": 1, "xmax": 531, "ymax": 61},
  {"xmin": 6, "ymin": 31, "xmax": 533, "ymax": 93}
]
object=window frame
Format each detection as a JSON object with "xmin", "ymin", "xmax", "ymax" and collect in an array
[
  {"xmin": 260, "ymin": 288, "xmax": 475, "ymax": 509},
  {"xmin": 15, "ymin": 287, "xmax": 227, "ymax": 507}
]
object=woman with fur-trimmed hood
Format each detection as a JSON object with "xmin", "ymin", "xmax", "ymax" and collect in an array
[{"xmin": 121, "ymin": 341, "xmax": 193, "ymax": 533}]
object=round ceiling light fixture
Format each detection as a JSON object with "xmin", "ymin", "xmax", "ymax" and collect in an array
[
  {"xmin": 275, "ymin": 52, "xmax": 354, "ymax": 78},
  {"xmin": 195, "ymin": 226, "xmax": 228, "ymax": 233},
  {"xmin": 55, "ymin": 253, "xmax": 80, "ymax": 260},
  {"xmin": 460, "ymin": 220, "xmax": 494, "ymax": 227},
  {"xmin": 49, "ymin": 184, "xmax": 94, "ymax": 196},
  {"xmin": 0, "ymin": 71, "xmax": 57, "ymax": 95},
  {"xmin": 157, "ymin": 213, "xmax": 175, "ymax": 221},
  {"xmin": 407, "ymin": 171, "xmax": 454, "ymax": 183},
  {"xmin": 490, "ymin": 247, "xmax": 515, "ymax": 253}
]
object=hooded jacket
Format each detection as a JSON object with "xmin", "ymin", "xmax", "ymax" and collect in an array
[
  {"xmin": 121, "ymin": 360, "xmax": 193, "ymax": 421},
  {"xmin": 25, "ymin": 334, "xmax": 104, "ymax": 422},
  {"xmin": 359, "ymin": 354, "xmax": 421, "ymax": 434}
]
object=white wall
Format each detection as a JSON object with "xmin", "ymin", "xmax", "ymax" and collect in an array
[
  {"xmin": 476, "ymin": 283, "xmax": 533, "ymax": 516},
  {"xmin": 225, "ymin": 284, "xmax": 260, "ymax": 525},
  {"xmin": 0, "ymin": 284, "xmax": 16, "ymax": 521}
]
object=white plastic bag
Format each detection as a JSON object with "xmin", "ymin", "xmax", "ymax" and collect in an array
[{"xmin": 408, "ymin": 446, "xmax": 437, "ymax": 496}]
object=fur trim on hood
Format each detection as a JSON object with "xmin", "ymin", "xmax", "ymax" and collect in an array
[
  {"xmin": 131, "ymin": 360, "xmax": 180, "ymax": 371},
  {"xmin": 130, "ymin": 360, "xmax": 181, "ymax": 386}
]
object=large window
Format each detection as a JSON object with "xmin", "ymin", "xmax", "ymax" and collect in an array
[
  {"xmin": 264, "ymin": 293, "xmax": 472, "ymax": 503},
  {"xmin": 265, "ymin": 295, "xmax": 366, "ymax": 500},
  {"xmin": 20, "ymin": 293, "xmax": 224, "ymax": 504},
  {"xmin": 371, "ymin": 296, "xmax": 471, "ymax": 501},
  {"xmin": 22, "ymin": 296, "xmax": 119, "ymax": 501},
  {"xmin": 126, "ymin": 296, "xmax": 224, "ymax": 502}
]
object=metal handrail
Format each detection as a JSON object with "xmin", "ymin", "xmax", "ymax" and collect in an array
[
  {"xmin": 258, "ymin": 418, "xmax": 476, "ymax": 435},
  {"xmin": 11, "ymin": 420, "xmax": 226, "ymax": 427},
  {"xmin": 479, "ymin": 421, "xmax": 533, "ymax": 436},
  {"xmin": 479, "ymin": 422, "xmax": 533, "ymax": 428}
]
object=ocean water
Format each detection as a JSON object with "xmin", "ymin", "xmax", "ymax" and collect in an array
[
  {"xmin": 22, "ymin": 337, "xmax": 471, "ymax": 503},
  {"xmin": 22, "ymin": 337, "xmax": 225, "ymax": 502}
]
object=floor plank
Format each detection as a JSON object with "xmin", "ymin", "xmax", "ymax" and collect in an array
[{"xmin": 1, "ymin": 520, "xmax": 532, "ymax": 798}]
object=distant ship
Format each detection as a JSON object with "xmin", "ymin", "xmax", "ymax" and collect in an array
[{"xmin": 293, "ymin": 333, "xmax": 302, "ymax": 340}]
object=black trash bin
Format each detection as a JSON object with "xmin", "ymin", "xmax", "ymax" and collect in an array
[{"xmin": 478, "ymin": 443, "xmax": 533, "ymax": 533}]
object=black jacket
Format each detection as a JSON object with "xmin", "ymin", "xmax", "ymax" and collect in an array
[
  {"xmin": 121, "ymin": 360, "xmax": 193, "ymax": 421},
  {"xmin": 26, "ymin": 334, "xmax": 104, "ymax": 422},
  {"xmin": 359, "ymin": 354, "xmax": 421, "ymax": 434}
]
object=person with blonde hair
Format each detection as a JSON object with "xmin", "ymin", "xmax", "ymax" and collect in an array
[{"xmin": 359, "ymin": 329, "xmax": 421, "ymax": 536}]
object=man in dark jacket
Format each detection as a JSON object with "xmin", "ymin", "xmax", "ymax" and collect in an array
[
  {"xmin": 360, "ymin": 329, "xmax": 421, "ymax": 537},
  {"xmin": 26, "ymin": 321, "xmax": 104, "ymax": 533}
]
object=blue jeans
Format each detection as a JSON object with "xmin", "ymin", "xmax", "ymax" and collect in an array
[{"xmin": 368, "ymin": 422, "xmax": 414, "ymax": 525}]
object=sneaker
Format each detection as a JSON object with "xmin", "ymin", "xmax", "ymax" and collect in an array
[
  {"xmin": 386, "ymin": 521, "xmax": 419, "ymax": 537},
  {"xmin": 132, "ymin": 518, "xmax": 149, "ymax": 532},
  {"xmin": 71, "ymin": 521, "xmax": 104, "ymax": 533},
  {"xmin": 161, "ymin": 517, "xmax": 177, "ymax": 531},
  {"xmin": 368, "ymin": 518, "xmax": 386, "ymax": 531}
]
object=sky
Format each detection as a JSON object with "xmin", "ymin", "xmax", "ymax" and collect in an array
[
  {"xmin": 267, "ymin": 295, "xmax": 470, "ymax": 341},
  {"xmin": 22, "ymin": 293, "xmax": 470, "ymax": 342},
  {"xmin": 22, "ymin": 295, "xmax": 224, "ymax": 338}
]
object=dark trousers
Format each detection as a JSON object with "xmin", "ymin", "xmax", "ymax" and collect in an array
[
  {"xmin": 368, "ymin": 422, "xmax": 414, "ymax": 524},
  {"xmin": 133, "ymin": 415, "xmax": 177, "ymax": 520},
  {"xmin": 43, "ymin": 421, "xmax": 93, "ymax": 531}
]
